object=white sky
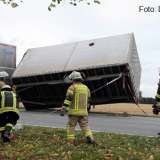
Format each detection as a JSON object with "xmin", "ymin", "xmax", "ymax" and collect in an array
[{"xmin": 0, "ymin": 0, "xmax": 160, "ymax": 97}]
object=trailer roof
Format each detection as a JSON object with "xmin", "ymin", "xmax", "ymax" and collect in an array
[
  {"xmin": 0, "ymin": 43, "xmax": 16, "ymax": 48},
  {"xmin": 13, "ymin": 33, "xmax": 139, "ymax": 78}
]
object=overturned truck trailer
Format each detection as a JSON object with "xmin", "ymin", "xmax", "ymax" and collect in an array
[{"xmin": 12, "ymin": 33, "xmax": 141, "ymax": 110}]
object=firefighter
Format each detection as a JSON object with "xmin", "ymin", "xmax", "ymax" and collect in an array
[
  {"xmin": 0, "ymin": 85, "xmax": 19, "ymax": 143},
  {"xmin": 62, "ymin": 71, "xmax": 95, "ymax": 145},
  {"xmin": 153, "ymin": 80, "xmax": 160, "ymax": 115},
  {"xmin": 153, "ymin": 94, "xmax": 160, "ymax": 115}
]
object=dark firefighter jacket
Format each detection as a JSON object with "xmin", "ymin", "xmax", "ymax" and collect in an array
[{"xmin": 0, "ymin": 91, "xmax": 19, "ymax": 115}]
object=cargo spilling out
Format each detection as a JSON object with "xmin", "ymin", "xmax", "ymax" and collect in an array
[{"xmin": 12, "ymin": 33, "xmax": 141, "ymax": 110}]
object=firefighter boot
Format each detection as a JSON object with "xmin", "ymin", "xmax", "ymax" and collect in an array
[
  {"xmin": 1, "ymin": 130, "xmax": 10, "ymax": 143},
  {"xmin": 86, "ymin": 136, "xmax": 96, "ymax": 144},
  {"xmin": 2, "ymin": 124, "xmax": 13, "ymax": 143}
]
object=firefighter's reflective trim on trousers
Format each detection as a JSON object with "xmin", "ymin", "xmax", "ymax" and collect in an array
[
  {"xmin": 67, "ymin": 125, "xmax": 75, "ymax": 140},
  {"xmin": 67, "ymin": 131, "xmax": 75, "ymax": 140},
  {"xmin": 0, "ymin": 124, "xmax": 13, "ymax": 132},
  {"xmin": 5, "ymin": 123, "xmax": 13, "ymax": 128},
  {"xmin": 78, "ymin": 116, "xmax": 93, "ymax": 139},
  {"xmin": 5, "ymin": 123, "xmax": 13, "ymax": 131},
  {"xmin": 66, "ymin": 117, "xmax": 76, "ymax": 140}
]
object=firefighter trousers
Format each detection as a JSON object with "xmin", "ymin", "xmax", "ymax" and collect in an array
[
  {"xmin": 0, "ymin": 112, "xmax": 19, "ymax": 132},
  {"xmin": 67, "ymin": 115, "xmax": 93, "ymax": 140}
]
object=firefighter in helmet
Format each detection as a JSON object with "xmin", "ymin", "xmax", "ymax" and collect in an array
[
  {"xmin": 0, "ymin": 84, "xmax": 19, "ymax": 143},
  {"xmin": 62, "ymin": 71, "xmax": 95, "ymax": 145},
  {"xmin": 153, "ymin": 79, "xmax": 160, "ymax": 115}
]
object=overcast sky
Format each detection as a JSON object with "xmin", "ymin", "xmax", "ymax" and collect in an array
[{"xmin": 0, "ymin": 0, "xmax": 159, "ymax": 97}]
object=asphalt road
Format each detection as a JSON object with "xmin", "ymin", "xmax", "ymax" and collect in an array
[{"xmin": 20, "ymin": 111, "xmax": 160, "ymax": 136}]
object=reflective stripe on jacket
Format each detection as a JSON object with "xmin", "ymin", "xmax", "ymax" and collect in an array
[
  {"xmin": 64, "ymin": 83, "xmax": 90, "ymax": 116},
  {"xmin": 0, "ymin": 91, "xmax": 19, "ymax": 115}
]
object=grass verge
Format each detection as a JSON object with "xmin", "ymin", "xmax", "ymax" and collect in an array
[
  {"xmin": 0, "ymin": 126, "xmax": 160, "ymax": 160},
  {"xmin": 90, "ymin": 111, "xmax": 156, "ymax": 118}
]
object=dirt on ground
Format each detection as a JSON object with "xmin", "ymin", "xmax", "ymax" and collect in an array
[{"xmin": 91, "ymin": 103, "xmax": 155, "ymax": 116}]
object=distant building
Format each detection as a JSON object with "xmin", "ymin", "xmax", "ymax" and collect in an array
[{"xmin": 0, "ymin": 43, "xmax": 16, "ymax": 82}]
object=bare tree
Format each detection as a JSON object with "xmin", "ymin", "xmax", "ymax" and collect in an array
[{"xmin": 0, "ymin": 0, "xmax": 101, "ymax": 10}]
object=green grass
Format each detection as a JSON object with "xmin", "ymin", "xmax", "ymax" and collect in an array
[{"xmin": 0, "ymin": 126, "xmax": 160, "ymax": 160}]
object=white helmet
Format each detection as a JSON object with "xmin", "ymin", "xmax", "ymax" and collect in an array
[
  {"xmin": 69, "ymin": 71, "xmax": 83, "ymax": 81},
  {"xmin": 1, "ymin": 85, "xmax": 11, "ymax": 90}
]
